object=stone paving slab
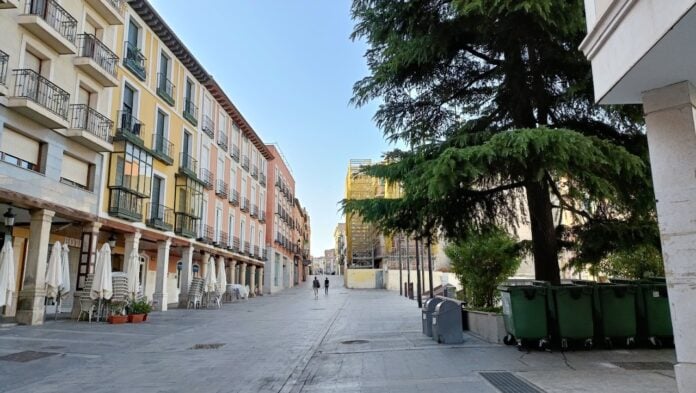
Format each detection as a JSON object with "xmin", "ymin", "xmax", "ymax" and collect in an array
[{"xmin": 0, "ymin": 276, "xmax": 679, "ymax": 393}]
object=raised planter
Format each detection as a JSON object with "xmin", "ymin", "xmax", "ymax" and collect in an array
[
  {"xmin": 465, "ymin": 309, "xmax": 506, "ymax": 344},
  {"xmin": 108, "ymin": 315, "xmax": 128, "ymax": 324},
  {"xmin": 128, "ymin": 314, "xmax": 145, "ymax": 323}
]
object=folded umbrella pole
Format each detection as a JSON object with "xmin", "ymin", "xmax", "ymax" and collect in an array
[
  {"xmin": 45, "ymin": 242, "xmax": 63, "ymax": 320},
  {"xmin": 91, "ymin": 243, "xmax": 113, "ymax": 322},
  {"xmin": 0, "ymin": 241, "xmax": 15, "ymax": 311}
]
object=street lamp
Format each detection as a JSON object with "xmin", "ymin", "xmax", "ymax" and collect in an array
[
  {"xmin": 4, "ymin": 207, "xmax": 15, "ymax": 243},
  {"xmin": 108, "ymin": 233, "xmax": 117, "ymax": 248}
]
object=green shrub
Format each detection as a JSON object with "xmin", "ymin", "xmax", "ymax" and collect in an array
[
  {"xmin": 127, "ymin": 298, "xmax": 152, "ymax": 315},
  {"xmin": 594, "ymin": 244, "xmax": 664, "ymax": 279},
  {"xmin": 445, "ymin": 229, "xmax": 521, "ymax": 310}
]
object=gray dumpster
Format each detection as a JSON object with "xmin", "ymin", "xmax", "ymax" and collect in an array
[
  {"xmin": 432, "ymin": 299, "xmax": 464, "ymax": 344},
  {"xmin": 422, "ymin": 297, "xmax": 444, "ymax": 337}
]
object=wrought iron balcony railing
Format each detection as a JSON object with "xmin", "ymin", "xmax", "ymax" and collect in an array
[
  {"xmin": 217, "ymin": 130, "xmax": 228, "ymax": 152},
  {"xmin": 241, "ymin": 198, "xmax": 249, "ymax": 212},
  {"xmin": 156, "ymin": 73, "xmax": 175, "ymax": 106},
  {"xmin": 216, "ymin": 179, "xmax": 228, "ymax": 198},
  {"xmin": 231, "ymin": 145, "xmax": 240, "ymax": 162},
  {"xmin": 244, "ymin": 241, "xmax": 251, "ymax": 255},
  {"xmin": 202, "ymin": 114, "xmax": 214, "ymax": 139},
  {"xmin": 175, "ymin": 213, "xmax": 197, "ymax": 238},
  {"xmin": 25, "ymin": 0, "xmax": 77, "ymax": 44},
  {"xmin": 179, "ymin": 152, "xmax": 198, "ymax": 179},
  {"xmin": 77, "ymin": 34, "xmax": 118, "ymax": 78},
  {"xmin": 116, "ymin": 110, "xmax": 144, "ymax": 144},
  {"xmin": 262, "ymin": 249, "xmax": 268, "ymax": 261},
  {"xmin": 229, "ymin": 190, "xmax": 239, "ymax": 206},
  {"xmin": 12, "ymin": 69, "xmax": 70, "ymax": 119},
  {"xmin": 123, "ymin": 41, "xmax": 146, "ymax": 80},
  {"xmin": 217, "ymin": 230, "xmax": 228, "ymax": 247},
  {"xmin": 199, "ymin": 167, "xmax": 214, "ymax": 190},
  {"xmin": 146, "ymin": 202, "xmax": 174, "ymax": 232},
  {"xmin": 232, "ymin": 236, "xmax": 240, "ymax": 252},
  {"xmin": 241, "ymin": 156, "xmax": 249, "ymax": 171},
  {"xmin": 251, "ymin": 165, "xmax": 258, "ymax": 179},
  {"xmin": 250, "ymin": 205, "xmax": 258, "ymax": 218},
  {"xmin": 151, "ymin": 133, "xmax": 174, "ymax": 164},
  {"xmin": 69, "ymin": 104, "xmax": 113, "ymax": 143},
  {"xmin": 198, "ymin": 224, "xmax": 214, "ymax": 244},
  {"xmin": 108, "ymin": 189, "xmax": 142, "ymax": 221},
  {"xmin": 0, "ymin": 50, "xmax": 7, "ymax": 87},
  {"xmin": 259, "ymin": 172, "xmax": 266, "ymax": 186},
  {"xmin": 253, "ymin": 245, "xmax": 259, "ymax": 257},
  {"xmin": 183, "ymin": 98, "xmax": 198, "ymax": 126},
  {"xmin": 259, "ymin": 210, "xmax": 266, "ymax": 223}
]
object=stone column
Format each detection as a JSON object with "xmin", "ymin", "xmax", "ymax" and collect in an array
[
  {"xmin": 177, "ymin": 245, "xmax": 194, "ymax": 308},
  {"xmin": 71, "ymin": 221, "xmax": 101, "ymax": 319},
  {"xmin": 249, "ymin": 265, "xmax": 257, "ymax": 297},
  {"xmin": 123, "ymin": 231, "xmax": 141, "ymax": 273},
  {"xmin": 15, "ymin": 209, "xmax": 54, "ymax": 325},
  {"xmin": 643, "ymin": 81, "xmax": 696, "ymax": 391},
  {"xmin": 257, "ymin": 267, "xmax": 264, "ymax": 296},
  {"xmin": 216, "ymin": 255, "xmax": 225, "ymax": 291},
  {"xmin": 240, "ymin": 263, "xmax": 247, "ymax": 286},
  {"xmin": 201, "ymin": 251, "xmax": 211, "ymax": 278},
  {"xmin": 153, "ymin": 238, "xmax": 171, "ymax": 311},
  {"xmin": 230, "ymin": 260, "xmax": 237, "ymax": 285}
]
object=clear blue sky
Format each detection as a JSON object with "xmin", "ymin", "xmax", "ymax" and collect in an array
[{"xmin": 150, "ymin": 0, "xmax": 389, "ymax": 256}]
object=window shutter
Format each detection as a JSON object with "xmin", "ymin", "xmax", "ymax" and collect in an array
[
  {"xmin": 61, "ymin": 155, "xmax": 89, "ymax": 186},
  {"xmin": 1, "ymin": 128, "xmax": 40, "ymax": 165}
]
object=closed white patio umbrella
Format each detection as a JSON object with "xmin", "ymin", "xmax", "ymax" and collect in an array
[
  {"xmin": 91, "ymin": 243, "xmax": 113, "ymax": 301},
  {"xmin": 204, "ymin": 256, "xmax": 217, "ymax": 293},
  {"xmin": 45, "ymin": 242, "xmax": 62, "ymax": 300},
  {"xmin": 59, "ymin": 244, "xmax": 71, "ymax": 300},
  {"xmin": 126, "ymin": 250, "xmax": 140, "ymax": 299},
  {"xmin": 0, "ymin": 241, "xmax": 15, "ymax": 308},
  {"xmin": 216, "ymin": 258, "xmax": 227, "ymax": 296}
]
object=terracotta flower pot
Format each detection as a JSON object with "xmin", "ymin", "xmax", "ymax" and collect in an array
[
  {"xmin": 128, "ymin": 314, "xmax": 145, "ymax": 323},
  {"xmin": 108, "ymin": 315, "xmax": 128, "ymax": 324},
  {"xmin": 143, "ymin": 313, "xmax": 148, "ymax": 322}
]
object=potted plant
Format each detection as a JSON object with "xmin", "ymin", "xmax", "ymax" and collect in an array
[
  {"xmin": 108, "ymin": 303, "xmax": 128, "ymax": 324},
  {"xmin": 126, "ymin": 298, "xmax": 152, "ymax": 323}
]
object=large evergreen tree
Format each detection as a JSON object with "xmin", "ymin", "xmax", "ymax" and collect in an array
[{"xmin": 346, "ymin": 0, "xmax": 654, "ymax": 284}]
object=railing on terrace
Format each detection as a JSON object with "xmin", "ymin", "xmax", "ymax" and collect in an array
[
  {"xmin": 218, "ymin": 231, "xmax": 228, "ymax": 247},
  {"xmin": 202, "ymin": 115, "xmax": 214, "ymax": 139},
  {"xmin": 199, "ymin": 168, "xmax": 214, "ymax": 190},
  {"xmin": 199, "ymin": 224, "xmax": 214, "ymax": 244},
  {"xmin": 106, "ymin": 0, "xmax": 125, "ymax": 14},
  {"xmin": 250, "ymin": 205, "xmax": 258, "ymax": 218},
  {"xmin": 231, "ymin": 145, "xmax": 240, "ymax": 162},
  {"xmin": 69, "ymin": 104, "xmax": 112, "ymax": 142},
  {"xmin": 229, "ymin": 190, "xmax": 239, "ymax": 206},
  {"xmin": 241, "ymin": 156, "xmax": 249, "ymax": 171},
  {"xmin": 244, "ymin": 242, "xmax": 250, "ymax": 255},
  {"xmin": 251, "ymin": 165, "xmax": 258, "ymax": 179},
  {"xmin": 179, "ymin": 152, "xmax": 198, "ymax": 178},
  {"xmin": 0, "ymin": 50, "xmax": 7, "ymax": 86},
  {"xmin": 183, "ymin": 98, "xmax": 198, "ymax": 125},
  {"xmin": 146, "ymin": 202, "xmax": 174, "ymax": 231},
  {"xmin": 259, "ymin": 172, "xmax": 266, "ymax": 186},
  {"xmin": 108, "ymin": 188, "xmax": 142, "ymax": 221},
  {"xmin": 253, "ymin": 245, "xmax": 259, "ymax": 257},
  {"xmin": 241, "ymin": 198, "xmax": 249, "ymax": 212},
  {"xmin": 77, "ymin": 34, "xmax": 118, "ymax": 77},
  {"xmin": 216, "ymin": 179, "xmax": 228, "ymax": 198},
  {"xmin": 232, "ymin": 236, "xmax": 240, "ymax": 252},
  {"xmin": 156, "ymin": 73, "xmax": 175, "ymax": 106},
  {"xmin": 259, "ymin": 210, "xmax": 266, "ymax": 223},
  {"xmin": 116, "ymin": 110, "xmax": 143, "ymax": 141},
  {"xmin": 25, "ymin": 0, "xmax": 77, "ymax": 44},
  {"xmin": 12, "ymin": 69, "xmax": 70, "ymax": 119},
  {"xmin": 151, "ymin": 133, "xmax": 173, "ymax": 162},
  {"xmin": 123, "ymin": 41, "xmax": 146, "ymax": 80},
  {"xmin": 217, "ymin": 130, "xmax": 228, "ymax": 152}
]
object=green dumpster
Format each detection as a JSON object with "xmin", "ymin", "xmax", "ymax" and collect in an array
[
  {"xmin": 547, "ymin": 284, "xmax": 595, "ymax": 350},
  {"xmin": 610, "ymin": 277, "xmax": 673, "ymax": 347},
  {"xmin": 499, "ymin": 285, "xmax": 549, "ymax": 350}
]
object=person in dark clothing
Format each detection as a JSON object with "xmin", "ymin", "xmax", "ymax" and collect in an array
[
  {"xmin": 324, "ymin": 277, "xmax": 329, "ymax": 295},
  {"xmin": 313, "ymin": 277, "xmax": 320, "ymax": 299}
]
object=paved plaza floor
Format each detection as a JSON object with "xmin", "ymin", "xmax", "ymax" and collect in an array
[{"xmin": 0, "ymin": 276, "xmax": 678, "ymax": 393}]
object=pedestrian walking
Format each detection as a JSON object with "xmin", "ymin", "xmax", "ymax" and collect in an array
[
  {"xmin": 313, "ymin": 277, "xmax": 320, "ymax": 299},
  {"xmin": 324, "ymin": 277, "xmax": 329, "ymax": 295}
]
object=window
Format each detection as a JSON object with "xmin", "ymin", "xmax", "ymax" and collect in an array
[
  {"xmin": 159, "ymin": 52, "xmax": 170, "ymax": 78},
  {"xmin": 152, "ymin": 175, "xmax": 164, "ymax": 205},
  {"xmin": 185, "ymin": 78, "xmax": 194, "ymax": 103},
  {"xmin": 123, "ymin": 84, "xmax": 136, "ymax": 114},
  {"xmin": 250, "ymin": 223, "xmax": 255, "ymax": 249},
  {"xmin": 156, "ymin": 110, "xmax": 168, "ymax": 138},
  {"xmin": 230, "ymin": 167, "xmax": 236, "ymax": 193},
  {"xmin": 127, "ymin": 19, "xmax": 140, "ymax": 48},
  {"xmin": 228, "ymin": 213, "xmax": 235, "ymax": 242},
  {"xmin": 111, "ymin": 142, "xmax": 153, "ymax": 196},
  {"xmin": 61, "ymin": 154, "xmax": 90, "ymax": 190},
  {"xmin": 1, "ymin": 128, "xmax": 40, "ymax": 172},
  {"xmin": 215, "ymin": 205, "xmax": 222, "ymax": 243},
  {"xmin": 240, "ymin": 219, "xmax": 245, "ymax": 245}
]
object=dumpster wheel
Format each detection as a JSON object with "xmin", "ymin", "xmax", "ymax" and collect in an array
[
  {"xmin": 649, "ymin": 337, "xmax": 663, "ymax": 349},
  {"xmin": 604, "ymin": 337, "xmax": 613, "ymax": 349},
  {"xmin": 561, "ymin": 338, "xmax": 568, "ymax": 351},
  {"xmin": 503, "ymin": 334, "xmax": 515, "ymax": 346},
  {"xmin": 626, "ymin": 337, "xmax": 636, "ymax": 348},
  {"xmin": 584, "ymin": 338, "xmax": 593, "ymax": 350},
  {"xmin": 538, "ymin": 338, "xmax": 550, "ymax": 352}
]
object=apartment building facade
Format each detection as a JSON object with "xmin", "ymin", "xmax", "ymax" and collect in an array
[{"xmin": 0, "ymin": 0, "xmax": 280, "ymax": 324}]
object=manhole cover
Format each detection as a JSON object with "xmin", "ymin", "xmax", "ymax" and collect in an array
[
  {"xmin": 0, "ymin": 351, "xmax": 59, "ymax": 363},
  {"xmin": 341, "ymin": 340, "xmax": 369, "ymax": 345},
  {"xmin": 189, "ymin": 343, "xmax": 225, "ymax": 350},
  {"xmin": 613, "ymin": 362, "xmax": 674, "ymax": 370},
  {"xmin": 480, "ymin": 372, "xmax": 545, "ymax": 393}
]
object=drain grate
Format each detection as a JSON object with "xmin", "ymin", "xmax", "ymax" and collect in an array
[
  {"xmin": 480, "ymin": 372, "xmax": 545, "ymax": 393},
  {"xmin": 341, "ymin": 340, "xmax": 369, "ymax": 345},
  {"xmin": 613, "ymin": 362, "xmax": 674, "ymax": 370},
  {"xmin": 0, "ymin": 351, "xmax": 59, "ymax": 363},
  {"xmin": 189, "ymin": 343, "xmax": 225, "ymax": 350}
]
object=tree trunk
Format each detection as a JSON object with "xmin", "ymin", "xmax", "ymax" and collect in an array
[{"xmin": 525, "ymin": 180, "xmax": 561, "ymax": 284}]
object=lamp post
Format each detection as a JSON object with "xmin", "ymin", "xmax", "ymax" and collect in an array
[
  {"xmin": 108, "ymin": 233, "xmax": 117, "ymax": 248},
  {"xmin": 3, "ymin": 207, "xmax": 15, "ymax": 244}
]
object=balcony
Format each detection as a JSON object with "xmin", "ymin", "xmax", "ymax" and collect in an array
[
  {"xmin": 183, "ymin": 99, "xmax": 198, "ymax": 126},
  {"xmin": 178, "ymin": 152, "xmax": 198, "ymax": 180},
  {"xmin": 253, "ymin": 245, "xmax": 259, "ymax": 257},
  {"xmin": 156, "ymin": 73, "xmax": 175, "ymax": 106},
  {"xmin": 198, "ymin": 224, "xmax": 214, "ymax": 244},
  {"xmin": 231, "ymin": 236, "xmax": 240, "ymax": 252},
  {"xmin": 216, "ymin": 179, "xmax": 228, "ymax": 199},
  {"xmin": 228, "ymin": 190, "xmax": 239, "ymax": 206},
  {"xmin": 0, "ymin": 0, "xmax": 19, "ymax": 9},
  {"xmin": 84, "ymin": 0, "xmax": 124, "ymax": 25},
  {"xmin": 114, "ymin": 110, "xmax": 144, "ymax": 146},
  {"xmin": 251, "ymin": 165, "xmax": 258, "ymax": 179},
  {"xmin": 74, "ymin": 34, "xmax": 118, "ymax": 87},
  {"xmin": 259, "ymin": 210, "xmax": 266, "ymax": 223},
  {"xmin": 108, "ymin": 188, "xmax": 142, "ymax": 221},
  {"xmin": 250, "ymin": 204, "xmax": 258, "ymax": 218},
  {"xmin": 241, "ymin": 156, "xmax": 249, "ymax": 171},
  {"xmin": 241, "ymin": 198, "xmax": 249, "ymax": 212},
  {"xmin": 244, "ymin": 241, "xmax": 250, "ymax": 255},
  {"xmin": 123, "ymin": 41, "xmax": 146, "ymax": 81},
  {"xmin": 8, "ymin": 69, "xmax": 69, "ymax": 129},
  {"xmin": 19, "ymin": 0, "xmax": 77, "ymax": 54},
  {"xmin": 146, "ymin": 202, "xmax": 174, "ymax": 232},
  {"xmin": 217, "ymin": 130, "xmax": 228, "ymax": 152},
  {"xmin": 67, "ymin": 104, "xmax": 113, "ymax": 152},
  {"xmin": 199, "ymin": 167, "xmax": 214, "ymax": 190},
  {"xmin": 151, "ymin": 133, "xmax": 174, "ymax": 165},
  {"xmin": 175, "ymin": 213, "xmax": 197, "ymax": 238},
  {"xmin": 231, "ymin": 145, "xmax": 240, "ymax": 162},
  {"xmin": 0, "ymin": 51, "xmax": 8, "ymax": 97},
  {"xmin": 217, "ymin": 231, "xmax": 228, "ymax": 248},
  {"xmin": 259, "ymin": 172, "xmax": 266, "ymax": 187},
  {"xmin": 202, "ymin": 115, "xmax": 214, "ymax": 139}
]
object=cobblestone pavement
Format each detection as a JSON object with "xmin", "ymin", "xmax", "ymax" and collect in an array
[{"xmin": 0, "ymin": 276, "xmax": 678, "ymax": 393}]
